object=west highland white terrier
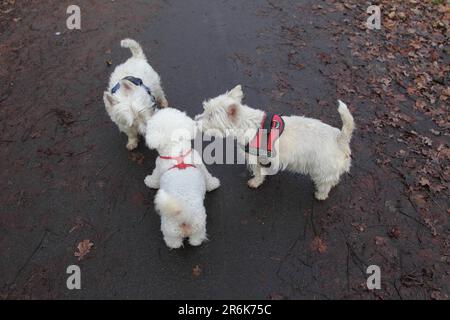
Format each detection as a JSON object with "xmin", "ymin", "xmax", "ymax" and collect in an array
[
  {"xmin": 144, "ymin": 108, "xmax": 220, "ymax": 249},
  {"xmin": 103, "ymin": 38, "xmax": 169, "ymax": 150},
  {"xmin": 195, "ymin": 85, "xmax": 354, "ymax": 200}
]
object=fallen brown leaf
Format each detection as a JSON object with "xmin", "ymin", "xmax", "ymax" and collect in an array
[
  {"xmin": 74, "ymin": 239, "xmax": 94, "ymax": 261},
  {"xmin": 375, "ymin": 236, "xmax": 388, "ymax": 246},
  {"xmin": 311, "ymin": 236, "xmax": 327, "ymax": 253},
  {"xmin": 269, "ymin": 292, "xmax": 285, "ymax": 300},
  {"xmin": 129, "ymin": 152, "xmax": 145, "ymax": 165},
  {"xmin": 192, "ymin": 265, "xmax": 202, "ymax": 277},
  {"xmin": 418, "ymin": 177, "xmax": 431, "ymax": 187}
]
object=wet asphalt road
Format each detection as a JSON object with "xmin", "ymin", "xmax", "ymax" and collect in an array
[{"xmin": 1, "ymin": 0, "xmax": 447, "ymax": 299}]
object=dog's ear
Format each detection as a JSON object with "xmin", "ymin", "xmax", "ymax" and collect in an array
[
  {"xmin": 119, "ymin": 80, "xmax": 135, "ymax": 94},
  {"xmin": 173, "ymin": 114, "xmax": 197, "ymax": 142},
  {"xmin": 227, "ymin": 104, "xmax": 239, "ymax": 121},
  {"xmin": 146, "ymin": 129, "xmax": 164, "ymax": 150},
  {"xmin": 228, "ymin": 85, "xmax": 244, "ymax": 102},
  {"xmin": 103, "ymin": 92, "xmax": 119, "ymax": 109}
]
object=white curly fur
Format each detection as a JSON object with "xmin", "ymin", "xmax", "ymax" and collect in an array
[
  {"xmin": 144, "ymin": 108, "xmax": 220, "ymax": 249},
  {"xmin": 103, "ymin": 39, "xmax": 168, "ymax": 151},
  {"xmin": 195, "ymin": 85, "xmax": 355, "ymax": 200}
]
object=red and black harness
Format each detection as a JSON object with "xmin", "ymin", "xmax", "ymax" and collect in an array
[
  {"xmin": 159, "ymin": 149, "xmax": 196, "ymax": 171},
  {"xmin": 244, "ymin": 113, "xmax": 285, "ymax": 161}
]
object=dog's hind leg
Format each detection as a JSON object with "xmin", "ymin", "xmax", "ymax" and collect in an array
[
  {"xmin": 314, "ymin": 177, "xmax": 339, "ymax": 201},
  {"xmin": 153, "ymin": 85, "xmax": 169, "ymax": 108},
  {"xmin": 158, "ymin": 96, "xmax": 169, "ymax": 109},
  {"xmin": 189, "ymin": 229, "xmax": 207, "ymax": 247},
  {"xmin": 315, "ymin": 183, "xmax": 332, "ymax": 201},
  {"xmin": 164, "ymin": 235, "xmax": 183, "ymax": 249}
]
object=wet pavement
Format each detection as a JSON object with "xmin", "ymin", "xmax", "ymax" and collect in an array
[{"xmin": 0, "ymin": 0, "xmax": 448, "ymax": 299}]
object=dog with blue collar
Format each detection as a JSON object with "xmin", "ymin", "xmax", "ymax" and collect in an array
[{"xmin": 103, "ymin": 39, "xmax": 168, "ymax": 150}]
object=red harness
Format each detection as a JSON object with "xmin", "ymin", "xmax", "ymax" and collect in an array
[
  {"xmin": 245, "ymin": 113, "xmax": 285, "ymax": 158},
  {"xmin": 159, "ymin": 149, "xmax": 196, "ymax": 171}
]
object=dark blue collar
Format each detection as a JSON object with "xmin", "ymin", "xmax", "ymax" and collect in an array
[{"xmin": 111, "ymin": 76, "xmax": 157, "ymax": 105}]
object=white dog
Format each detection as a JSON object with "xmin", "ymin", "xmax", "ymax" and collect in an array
[
  {"xmin": 103, "ymin": 38, "xmax": 169, "ymax": 150},
  {"xmin": 144, "ymin": 108, "xmax": 220, "ymax": 249},
  {"xmin": 195, "ymin": 85, "xmax": 354, "ymax": 200}
]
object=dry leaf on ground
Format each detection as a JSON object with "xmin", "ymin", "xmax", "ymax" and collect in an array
[{"xmin": 74, "ymin": 239, "xmax": 94, "ymax": 261}]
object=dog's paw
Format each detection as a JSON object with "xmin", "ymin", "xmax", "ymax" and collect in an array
[
  {"xmin": 207, "ymin": 177, "xmax": 220, "ymax": 192},
  {"xmin": 189, "ymin": 237, "xmax": 205, "ymax": 247},
  {"xmin": 314, "ymin": 192, "xmax": 329, "ymax": 201},
  {"xmin": 159, "ymin": 98, "xmax": 169, "ymax": 108},
  {"xmin": 164, "ymin": 237, "xmax": 183, "ymax": 249},
  {"xmin": 126, "ymin": 139, "xmax": 138, "ymax": 151},
  {"xmin": 144, "ymin": 175, "xmax": 159, "ymax": 189},
  {"xmin": 248, "ymin": 177, "xmax": 263, "ymax": 189}
]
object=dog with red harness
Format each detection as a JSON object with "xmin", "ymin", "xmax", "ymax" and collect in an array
[
  {"xmin": 144, "ymin": 108, "xmax": 220, "ymax": 249},
  {"xmin": 195, "ymin": 85, "xmax": 354, "ymax": 201}
]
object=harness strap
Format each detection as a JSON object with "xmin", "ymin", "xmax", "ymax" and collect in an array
[
  {"xmin": 111, "ymin": 76, "xmax": 158, "ymax": 107},
  {"xmin": 245, "ymin": 112, "xmax": 285, "ymax": 159},
  {"xmin": 159, "ymin": 149, "xmax": 196, "ymax": 171}
]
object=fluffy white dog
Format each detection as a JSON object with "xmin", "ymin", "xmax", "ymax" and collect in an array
[
  {"xmin": 103, "ymin": 39, "xmax": 169, "ymax": 150},
  {"xmin": 144, "ymin": 108, "xmax": 220, "ymax": 249},
  {"xmin": 195, "ymin": 85, "xmax": 354, "ymax": 200}
]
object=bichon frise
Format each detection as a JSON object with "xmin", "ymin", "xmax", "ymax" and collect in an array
[
  {"xmin": 195, "ymin": 85, "xmax": 354, "ymax": 200},
  {"xmin": 103, "ymin": 38, "xmax": 169, "ymax": 150},
  {"xmin": 144, "ymin": 108, "xmax": 220, "ymax": 249}
]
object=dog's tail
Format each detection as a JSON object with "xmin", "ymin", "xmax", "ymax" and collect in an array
[
  {"xmin": 155, "ymin": 189, "xmax": 183, "ymax": 218},
  {"xmin": 121, "ymin": 38, "xmax": 146, "ymax": 60},
  {"xmin": 337, "ymin": 100, "xmax": 354, "ymax": 151}
]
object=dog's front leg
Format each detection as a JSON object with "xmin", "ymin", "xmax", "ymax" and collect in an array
[
  {"xmin": 144, "ymin": 166, "xmax": 162, "ymax": 189},
  {"xmin": 125, "ymin": 129, "xmax": 139, "ymax": 151},
  {"xmin": 247, "ymin": 163, "xmax": 266, "ymax": 189},
  {"xmin": 197, "ymin": 164, "xmax": 220, "ymax": 192}
]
